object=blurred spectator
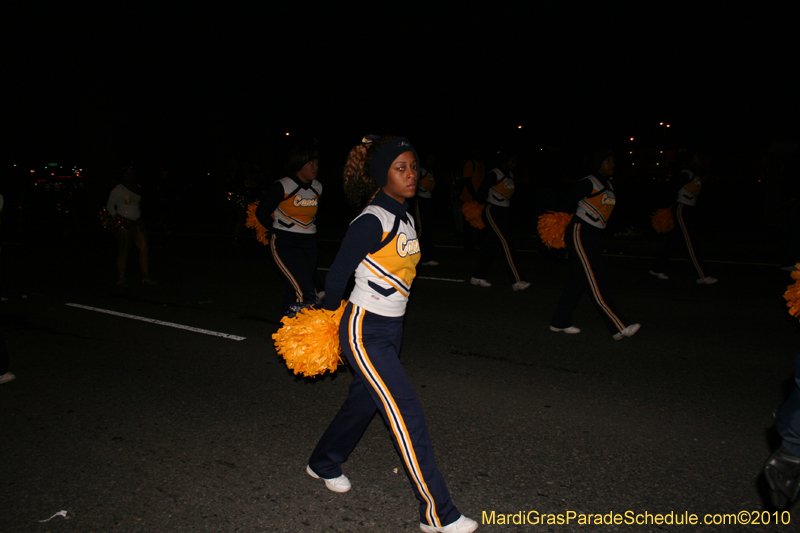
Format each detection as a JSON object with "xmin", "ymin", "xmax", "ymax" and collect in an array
[{"xmin": 106, "ymin": 167, "xmax": 155, "ymax": 286}]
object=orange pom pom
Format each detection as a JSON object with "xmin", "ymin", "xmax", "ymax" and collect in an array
[
  {"xmin": 461, "ymin": 201, "xmax": 485, "ymax": 229},
  {"xmin": 785, "ymin": 265, "xmax": 800, "ymax": 321},
  {"xmin": 272, "ymin": 303, "xmax": 347, "ymax": 377},
  {"xmin": 651, "ymin": 207, "xmax": 674, "ymax": 233},
  {"xmin": 245, "ymin": 201, "xmax": 270, "ymax": 246},
  {"xmin": 537, "ymin": 211, "xmax": 572, "ymax": 249}
]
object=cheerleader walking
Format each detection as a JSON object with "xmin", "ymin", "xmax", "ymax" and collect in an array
[
  {"xmin": 256, "ymin": 144, "xmax": 322, "ymax": 316},
  {"xmin": 307, "ymin": 136, "xmax": 478, "ymax": 533},
  {"xmin": 470, "ymin": 151, "xmax": 530, "ymax": 291},
  {"xmin": 650, "ymin": 152, "xmax": 717, "ymax": 284},
  {"xmin": 550, "ymin": 151, "xmax": 640, "ymax": 340}
]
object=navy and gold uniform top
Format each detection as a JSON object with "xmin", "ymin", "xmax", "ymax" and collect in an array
[
  {"xmin": 676, "ymin": 169, "xmax": 702, "ymax": 206},
  {"xmin": 324, "ymin": 191, "xmax": 420, "ymax": 317},
  {"xmin": 573, "ymin": 174, "xmax": 616, "ymax": 229},
  {"xmin": 484, "ymin": 168, "xmax": 515, "ymax": 207},
  {"xmin": 256, "ymin": 176, "xmax": 322, "ymax": 235}
]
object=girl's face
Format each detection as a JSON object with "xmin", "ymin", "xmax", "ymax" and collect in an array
[
  {"xmin": 599, "ymin": 155, "xmax": 615, "ymax": 177},
  {"xmin": 382, "ymin": 151, "xmax": 418, "ymax": 203},
  {"xmin": 295, "ymin": 159, "xmax": 319, "ymax": 183}
]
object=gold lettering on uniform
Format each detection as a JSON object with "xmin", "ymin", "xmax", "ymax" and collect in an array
[
  {"xmin": 396, "ymin": 233, "xmax": 420, "ymax": 257},
  {"xmin": 293, "ymin": 196, "xmax": 318, "ymax": 207},
  {"xmin": 601, "ymin": 193, "xmax": 616, "ymax": 206},
  {"xmin": 503, "ymin": 181, "xmax": 515, "ymax": 190}
]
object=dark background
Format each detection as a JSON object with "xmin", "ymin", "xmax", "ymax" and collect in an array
[
  {"xmin": 7, "ymin": 6, "xmax": 797, "ymax": 160},
  {"xmin": 3, "ymin": 5, "xmax": 798, "ymax": 238}
]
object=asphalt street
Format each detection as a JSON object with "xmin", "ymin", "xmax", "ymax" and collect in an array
[{"xmin": 1, "ymin": 229, "xmax": 798, "ymax": 532}]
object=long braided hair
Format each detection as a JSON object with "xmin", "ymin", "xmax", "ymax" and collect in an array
[{"xmin": 342, "ymin": 135, "xmax": 397, "ymax": 209}]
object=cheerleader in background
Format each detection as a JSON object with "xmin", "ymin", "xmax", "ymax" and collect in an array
[
  {"xmin": 470, "ymin": 150, "xmax": 530, "ymax": 291},
  {"xmin": 106, "ymin": 167, "xmax": 154, "ymax": 287},
  {"xmin": 649, "ymin": 150, "xmax": 717, "ymax": 284},
  {"xmin": 307, "ymin": 136, "xmax": 478, "ymax": 533},
  {"xmin": 256, "ymin": 144, "xmax": 322, "ymax": 316},
  {"xmin": 550, "ymin": 150, "xmax": 640, "ymax": 340}
]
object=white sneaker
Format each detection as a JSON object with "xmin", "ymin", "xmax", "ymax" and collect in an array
[
  {"xmin": 550, "ymin": 325, "xmax": 580, "ymax": 334},
  {"xmin": 696, "ymin": 277, "xmax": 718, "ymax": 285},
  {"xmin": 512, "ymin": 280, "xmax": 530, "ymax": 291},
  {"xmin": 420, "ymin": 514, "xmax": 478, "ymax": 533},
  {"xmin": 470, "ymin": 277, "xmax": 491, "ymax": 287},
  {"xmin": 0, "ymin": 372, "xmax": 15, "ymax": 385},
  {"xmin": 306, "ymin": 465, "xmax": 351, "ymax": 493},
  {"xmin": 421, "ymin": 260, "xmax": 439, "ymax": 267},
  {"xmin": 613, "ymin": 323, "xmax": 641, "ymax": 340},
  {"xmin": 649, "ymin": 270, "xmax": 669, "ymax": 280}
]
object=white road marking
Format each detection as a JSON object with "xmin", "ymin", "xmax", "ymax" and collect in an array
[
  {"xmin": 65, "ymin": 303, "xmax": 246, "ymax": 341},
  {"xmin": 415, "ymin": 276, "xmax": 464, "ymax": 282}
]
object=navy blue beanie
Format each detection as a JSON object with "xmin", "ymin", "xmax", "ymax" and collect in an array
[
  {"xmin": 368, "ymin": 137, "xmax": 418, "ymax": 188},
  {"xmin": 589, "ymin": 149, "xmax": 614, "ymax": 173}
]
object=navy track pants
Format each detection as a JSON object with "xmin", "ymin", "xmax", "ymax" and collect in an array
[
  {"xmin": 308, "ymin": 303, "xmax": 460, "ymax": 528},
  {"xmin": 551, "ymin": 220, "xmax": 631, "ymax": 334},
  {"xmin": 269, "ymin": 233, "xmax": 318, "ymax": 314}
]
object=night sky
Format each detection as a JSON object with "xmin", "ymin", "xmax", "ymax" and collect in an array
[{"xmin": 7, "ymin": 5, "xmax": 797, "ymax": 171}]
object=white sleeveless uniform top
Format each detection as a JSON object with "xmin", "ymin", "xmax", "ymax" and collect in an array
[
  {"xmin": 272, "ymin": 177, "xmax": 321, "ymax": 234},
  {"xmin": 348, "ymin": 205, "xmax": 421, "ymax": 317}
]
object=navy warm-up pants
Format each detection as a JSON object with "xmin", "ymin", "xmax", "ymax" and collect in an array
[
  {"xmin": 551, "ymin": 219, "xmax": 631, "ymax": 334},
  {"xmin": 308, "ymin": 303, "xmax": 460, "ymax": 528},
  {"xmin": 652, "ymin": 204, "xmax": 708, "ymax": 279},
  {"xmin": 269, "ymin": 232, "xmax": 318, "ymax": 314},
  {"xmin": 472, "ymin": 204, "xmax": 524, "ymax": 283}
]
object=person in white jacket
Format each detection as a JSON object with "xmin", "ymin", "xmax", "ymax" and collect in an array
[{"xmin": 106, "ymin": 167, "xmax": 154, "ymax": 286}]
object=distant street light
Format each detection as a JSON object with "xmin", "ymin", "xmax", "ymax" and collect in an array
[{"xmin": 659, "ymin": 122, "xmax": 672, "ymax": 152}]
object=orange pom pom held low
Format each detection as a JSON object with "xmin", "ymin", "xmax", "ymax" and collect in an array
[
  {"xmin": 272, "ymin": 302, "xmax": 347, "ymax": 377},
  {"xmin": 650, "ymin": 207, "xmax": 675, "ymax": 233},
  {"xmin": 461, "ymin": 201, "xmax": 485, "ymax": 230},
  {"xmin": 245, "ymin": 200, "xmax": 270, "ymax": 246},
  {"xmin": 537, "ymin": 211, "xmax": 572, "ymax": 249},
  {"xmin": 785, "ymin": 265, "xmax": 800, "ymax": 322}
]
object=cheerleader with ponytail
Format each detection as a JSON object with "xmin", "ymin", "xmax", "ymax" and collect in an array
[
  {"xmin": 306, "ymin": 136, "xmax": 478, "ymax": 533},
  {"xmin": 255, "ymin": 143, "xmax": 322, "ymax": 316}
]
